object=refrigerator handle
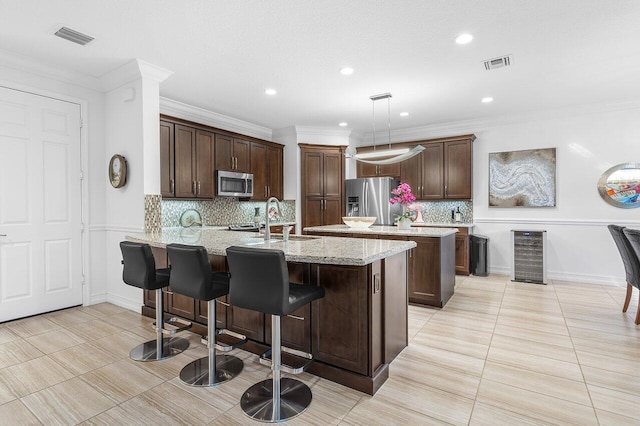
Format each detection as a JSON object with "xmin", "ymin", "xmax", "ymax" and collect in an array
[{"xmin": 363, "ymin": 180, "xmax": 368, "ymax": 216}]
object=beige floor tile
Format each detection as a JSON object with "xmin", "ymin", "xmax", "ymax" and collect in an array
[
  {"xmin": 21, "ymin": 377, "xmax": 116, "ymax": 425},
  {"xmin": 115, "ymin": 388, "xmax": 217, "ymax": 425},
  {"xmin": 389, "ymin": 353, "xmax": 481, "ymax": 399},
  {"xmin": 440, "ymin": 298, "xmax": 501, "ymax": 316},
  {"xmin": 420, "ymin": 321, "xmax": 494, "ymax": 345},
  {"xmin": 469, "ymin": 401, "xmax": 552, "ymax": 426},
  {"xmin": 0, "ymin": 368, "xmax": 23, "ymax": 405},
  {"xmin": 342, "ymin": 395, "xmax": 450, "ymax": 425},
  {"xmin": 5, "ymin": 316, "xmax": 61, "ymax": 338},
  {"xmin": 134, "ymin": 347, "xmax": 200, "ymax": 380},
  {"xmin": 0, "ymin": 340, "xmax": 45, "ymax": 369},
  {"xmin": 565, "ymin": 316, "xmax": 640, "ymax": 335},
  {"xmin": 571, "ymin": 337, "xmax": 640, "ymax": 362},
  {"xmin": 568, "ymin": 325, "xmax": 640, "ymax": 347},
  {"xmin": 0, "ymin": 326, "xmax": 21, "ymax": 345},
  {"xmin": 401, "ymin": 343, "xmax": 485, "ymax": 376},
  {"xmin": 66, "ymin": 318, "xmax": 124, "ymax": 341},
  {"xmin": 476, "ymin": 379, "xmax": 598, "ymax": 425},
  {"xmin": 428, "ymin": 310, "xmax": 497, "ymax": 333},
  {"xmin": 80, "ymin": 303, "xmax": 128, "ymax": 317},
  {"xmin": 48, "ymin": 342, "xmax": 120, "ymax": 376},
  {"xmin": 588, "ymin": 384, "xmax": 640, "ymax": 420},
  {"xmin": 575, "ymin": 350, "xmax": 640, "ymax": 378},
  {"xmin": 90, "ymin": 331, "xmax": 148, "ymax": 359},
  {"xmin": 136, "ymin": 381, "xmax": 224, "ymax": 423},
  {"xmin": 411, "ymin": 330, "xmax": 489, "ymax": 359},
  {"xmin": 366, "ymin": 377, "xmax": 475, "ymax": 425},
  {"xmin": 581, "ymin": 365, "xmax": 640, "ymax": 396},
  {"xmin": 45, "ymin": 308, "xmax": 97, "ymax": 328},
  {"xmin": 487, "ymin": 346, "xmax": 584, "ymax": 382},
  {"xmin": 0, "ymin": 399, "xmax": 42, "ymax": 425},
  {"xmin": 595, "ymin": 409, "xmax": 640, "ymax": 426},
  {"xmin": 79, "ymin": 359, "xmax": 164, "ymax": 403},
  {"xmin": 307, "ymin": 377, "xmax": 363, "ymax": 421},
  {"xmin": 482, "ymin": 361, "xmax": 591, "ymax": 406},
  {"xmin": 108, "ymin": 310, "xmax": 154, "ymax": 328},
  {"xmin": 496, "ymin": 312, "xmax": 569, "ymax": 336},
  {"xmin": 7, "ymin": 356, "xmax": 74, "ymax": 397},
  {"xmin": 80, "ymin": 406, "xmax": 148, "ymax": 426},
  {"xmin": 493, "ymin": 323, "xmax": 574, "ymax": 348},
  {"xmin": 489, "ymin": 332, "xmax": 578, "ymax": 363},
  {"xmin": 25, "ymin": 328, "xmax": 87, "ymax": 354}
]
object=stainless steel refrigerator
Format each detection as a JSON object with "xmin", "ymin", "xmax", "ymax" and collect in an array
[{"xmin": 345, "ymin": 177, "xmax": 402, "ymax": 225}]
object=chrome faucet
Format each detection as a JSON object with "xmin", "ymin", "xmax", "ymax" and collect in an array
[{"xmin": 264, "ymin": 197, "xmax": 283, "ymax": 241}]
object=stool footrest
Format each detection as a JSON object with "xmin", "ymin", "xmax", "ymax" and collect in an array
[
  {"xmin": 201, "ymin": 329, "xmax": 247, "ymax": 352},
  {"xmin": 259, "ymin": 347, "xmax": 313, "ymax": 374},
  {"xmin": 152, "ymin": 317, "xmax": 192, "ymax": 335}
]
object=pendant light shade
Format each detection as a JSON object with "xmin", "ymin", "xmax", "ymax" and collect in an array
[{"xmin": 353, "ymin": 93, "xmax": 424, "ymax": 165}]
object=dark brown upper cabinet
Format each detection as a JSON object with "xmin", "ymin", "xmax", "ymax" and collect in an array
[
  {"xmin": 160, "ymin": 121, "xmax": 214, "ymax": 199},
  {"xmin": 355, "ymin": 147, "xmax": 401, "ymax": 179},
  {"xmin": 215, "ymin": 134, "xmax": 250, "ymax": 173},
  {"xmin": 250, "ymin": 142, "xmax": 284, "ymax": 201},
  {"xmin": 300, "ymin": 144, "xmax": 345, "ymax": 228}
]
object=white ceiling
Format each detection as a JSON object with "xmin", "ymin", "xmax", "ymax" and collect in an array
[{"xmin": 2, "ymin": 0, "xmax": 640, "ymax": 133}]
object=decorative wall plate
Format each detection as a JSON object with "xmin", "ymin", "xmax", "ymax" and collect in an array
[
  {"xmin": 597, "ymin": 162, "xmax": 640, "ymax": 209},
  {"xmin": 180, "ymin": 209, "xmax": 202, "ymax": 227}
]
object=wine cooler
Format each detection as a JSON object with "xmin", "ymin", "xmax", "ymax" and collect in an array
[{"xmin": 511, "ymin": 230, "xmax": 547, "ymax": 284}]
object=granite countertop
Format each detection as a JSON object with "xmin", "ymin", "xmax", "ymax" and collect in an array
[
  {"xmin": 127, "ymin": 228, "xmax": 415, "ymax": 266},
  {"xmin": 304, "ymin": 224, "xmax": 458, "ymax": 237}
]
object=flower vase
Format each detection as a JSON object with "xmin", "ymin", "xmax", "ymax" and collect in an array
[{"xmin": 397, "ymin": 219, "xmax": 411, "ymax": 230}]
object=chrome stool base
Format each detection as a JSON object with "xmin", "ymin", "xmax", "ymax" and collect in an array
[
  {"xmin": 179, "ymin": 354, "xmax": 243, "ymax": 387},
  {"xmin": 240, "ymin": 378, "xmax": 312, "ymax": 422},
  {"xmin": 129, "ymin": 336, "xmax": 189, "ymax": 362}
]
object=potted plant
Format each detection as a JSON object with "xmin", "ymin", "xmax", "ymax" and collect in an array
[{"xmin": 390, "ymin": 182, "xmax": 416, "ymax": 230}]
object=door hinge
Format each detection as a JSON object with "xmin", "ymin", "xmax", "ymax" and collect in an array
[
  {"xmin": 81, "ymin": 275, "xmax": 86, "ymax": 286},
  {"xmin": 80, "ymin": 223, "xmax": 85, "ymax": 233},
  {"xmin": 79, "ymin": 171, "xmax": 84, "ymax": 181}
]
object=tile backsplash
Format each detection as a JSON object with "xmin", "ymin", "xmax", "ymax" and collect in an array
[
  {"xmin": 410, "ymin": 201, "xmax": 473, "ymax": 223},
  {"xmin": 160, "ymin": 198, "xmax": 296, "ymax": 227}
]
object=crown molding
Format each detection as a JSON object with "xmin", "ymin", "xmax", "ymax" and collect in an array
[
  {"xmin": 136, "ymin": 59, "xmax": 173, "ymax": 83},
  {"xmin": 294, "ymin": 126, "xmax": 353, "ymax": 138},
  {"xmin": 100, "ymin": 59, "xmax": 173, "ymax": 92},
  {"xmin": 160, "ymin": 97, "xmax": 272, "ymax": 141},
  {"xmin": 0, "ymin": 48, "xmax": 102, "ymax": 91},
  {"xmin": 363, "ymin": 98, "xmax": 640, "ymax": 144}
]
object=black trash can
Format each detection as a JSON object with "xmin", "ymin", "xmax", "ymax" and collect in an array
[{"xmin": 470, "ymin": 234, "xmax": 489, "ymax": 276}]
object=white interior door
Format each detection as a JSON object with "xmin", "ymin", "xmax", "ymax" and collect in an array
[{"xmin": 0, "ymin": 86, "xmax": 82, "ymax": 322}]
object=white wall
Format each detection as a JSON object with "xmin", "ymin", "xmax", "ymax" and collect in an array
[{"xmin": 368, "ymin": 103, "xmax": 640, "ymax": 285}]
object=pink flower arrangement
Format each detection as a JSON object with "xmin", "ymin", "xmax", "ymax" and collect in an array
[
  {"xmin": 390, "ymin": 182, "xmax": 416, "ymax": 206},
  {"xmin": 390, "ymin": 182, "xmax": 416, "ymax": 222}
]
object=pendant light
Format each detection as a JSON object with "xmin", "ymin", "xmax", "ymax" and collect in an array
[{"xmin": 353, "ymin": 93, "xmax": 425, "ymax": 164}]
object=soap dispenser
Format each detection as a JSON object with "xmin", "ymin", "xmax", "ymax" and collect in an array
[{"xmin": 454, "ymin": 207, "xmax": 462, "ymax": 223}]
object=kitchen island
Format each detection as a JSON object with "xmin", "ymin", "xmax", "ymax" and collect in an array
[
  {"xmin": 304, "ymin": 224, "xmax": 457, "ymax": 308},
  {"xmin": 126, "ymin": 228, "xmax": 415, "ymax": 395}
]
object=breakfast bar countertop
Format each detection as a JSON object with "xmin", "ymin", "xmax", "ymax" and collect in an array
[
  {"xmin": 303, "ymin": 224, "xmax": 459, "ymax": 237},
  {"xmin": 127, "ymin": 227, "xmax": 415, "ymax": 266}
]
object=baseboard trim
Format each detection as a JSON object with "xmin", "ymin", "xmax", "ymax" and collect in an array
[
  {"xmin": 106, "ymin": 293, "xmax": 142, "ymax": 313},
  {"xmin": 474, "ymin": 218, "xmax": 640, "ymax": 227},
  {"xmin": 87, "ymin": 293, "xmax": 108, "ymax": 306},
  {"xmin": 486, "ymin": 266, "xmax": 624, "ymax": 286}
]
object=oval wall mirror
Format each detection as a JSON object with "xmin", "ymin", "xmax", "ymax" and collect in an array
[{"xmin": 597, "ymin": 162, "xmax": 640, "ymax": 208}]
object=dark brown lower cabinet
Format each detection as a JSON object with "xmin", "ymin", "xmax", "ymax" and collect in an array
[{"xmin": 141, "ymin": 249, "xmax": 407, "ymax": 395}]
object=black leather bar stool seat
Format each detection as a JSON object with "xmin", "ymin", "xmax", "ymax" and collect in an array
[
  {"xmin": 166, "ymin": 243, "xmax": 245, "ymax": 386},
  {"xmin": 119, "ymin": 241, "xmax": 189, "ymax": 361},
  {"xmin": 226, "ymin": 245, "xmax": 325, "ymax": 422}
]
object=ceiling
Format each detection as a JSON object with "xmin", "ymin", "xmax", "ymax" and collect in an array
[{"xmin": 2, "ymin": 0, "xmax": 640, "ymax": 133}]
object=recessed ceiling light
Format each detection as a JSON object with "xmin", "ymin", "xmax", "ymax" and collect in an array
[
  {"xmin": 264, "ymin": 88, "xmax": 277, "ymax": 95},
  {"xmin": 340, "ymin": 67, "xmax": 354, "ymax": 75},
  {"xmin": 455, "ymin": 33, "xmax": 474, "ymax": 45},
  {"xmin": 339, "ymin": 122, "xmax": 348, "ymax": 127},
  {"xmin": 481, "ymin": 97, "xmax": 494, "ymax": 103},
  {"xmin": 399, "ymin": 112, "xmax": 409, "ymax": 117}
]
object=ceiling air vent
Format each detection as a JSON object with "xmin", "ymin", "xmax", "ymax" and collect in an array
[
  {"xmin": 54, "ymin": 27, "xmax": 94, "ymax": 46},
  {"xmin": 483, "ymin": 55, "xmax": 513, "ymax": 70}
]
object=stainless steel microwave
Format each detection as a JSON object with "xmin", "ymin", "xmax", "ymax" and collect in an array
[{"xmin": 216, "ymin": 170, "xmax": 253, "ymax": 197}]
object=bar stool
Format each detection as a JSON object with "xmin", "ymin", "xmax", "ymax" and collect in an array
[
  {"xmin": 166, "ymin": 243, "xmax": 245, "ymax": 386},
  {"xmin": 622, "ymin": 228, "xmax": 640, "ymax": 324},
  {"xmin": 226, "ymin": 245, "xmax": 325, "ymax": 422},
  {"xmin": 119, "ymin": 241, "xmax": 190, "ymax": 361}
]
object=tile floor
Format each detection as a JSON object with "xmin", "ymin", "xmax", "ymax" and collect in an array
[{"xmin": 1, "ymin": 275, "xmax": 640, "ymax": 425}]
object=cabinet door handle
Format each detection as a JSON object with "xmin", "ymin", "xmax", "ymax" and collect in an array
[
  {"xmin": 192, "ymin": 181, "xmax": 197, "ymax": 195},
  {"xmin": 234, "ymin": 157, "xmax": 238, "ymax": 170},
  {"xmin": 170, "ymin": 179, "xmax": 174, "ymax": 194},
  {"xmin": 197, "ymin": 181, "xmax": 201, "ymax": 195},
  {"xmin": 409, "ymin": 248, "xmax": 412, "ymax": 258},
  {"xmin": 445, "ymin": 185, "xmax": 447, "ymax": 196},
  {"xmin": 267, "ymin": 186, "xmax": 270, "ymax": 197},
  {"xmin": 264, "ymin": 186, "xmax": 268, "ymax": 197},
  {"xmin": 0, "ymin": 234, "xmax": 6, "ymax": 237}
]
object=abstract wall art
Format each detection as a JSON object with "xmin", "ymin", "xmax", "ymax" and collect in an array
[{"xmin": 489, "ymin": 148, "xmax": 556, "ymax": 207}]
